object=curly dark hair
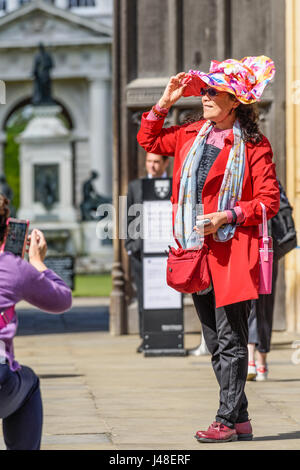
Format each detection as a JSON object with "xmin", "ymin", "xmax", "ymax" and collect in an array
[
  {"xmin": 183, "ymin": 99, "xmax": 263, "ymax": 145},
  {"xmin": 0, "ymin": 193, "xmax": 10, "ymax": 244},
  {"xmin": 234, "ymin": 102, "xmax": 263, "ymax": 144}
]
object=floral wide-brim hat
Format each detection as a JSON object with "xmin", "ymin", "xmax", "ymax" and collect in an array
[{"xmin": 182, "ymin": 55, "xmax": 275, "ymax": 105}]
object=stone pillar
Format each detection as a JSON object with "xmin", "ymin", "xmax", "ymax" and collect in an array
[
  {"xmin": 17, "ymin": 105, "xmax": 77, "ymax": 223},
  {"xmin": 55, "ymin": 0, "xmax": 69, "ymax": 9},
  {"xmin": 6, "ymin": 0, "xmax": 19, "ymax": 13},
  {"xmin": 73, "ymin": 139, "xmax": 90, "ymax": 208},
  {"xmin": 286, "ymin": 0, "xmax": 300, "ymax": 333},
  {"xmin": 0, "ymin": 132, "xmax": 6, "ymax": 175},
  {"xmin": 19, "ymin": 148, "xmax": 32, "ymax": 214},
  {"xmin": 109, "ymin": 0, "xmax": 127, "ymax": 335},
  {"xmin": 88, "ymin": 76, "xmax": 112, "ymax": 198}
]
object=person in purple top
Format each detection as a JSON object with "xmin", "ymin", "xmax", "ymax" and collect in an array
[{"xmin": 0, "ymin": 193, "xmax": 72, "ymax": 450}]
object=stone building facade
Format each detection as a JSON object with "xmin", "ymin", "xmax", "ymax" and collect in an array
[{"xmin": 0, "ymin": 0, "xmax": 113, "ymax": 207}]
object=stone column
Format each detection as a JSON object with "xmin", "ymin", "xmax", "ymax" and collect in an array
[
  {"xmin": 73, "ymin": 138, "xmax": 90, "ymax": 207},
  {"xmin": 286, "ymin": 0, "xmax": 300, "ymax": 333},
  {"xmin": 59, "ymin": 148, "xmax": 75, "ymax": 221},
  {"xmin": 0, "ymin": 132, "xmax": 6, "ymax": 175},
  {"xmin": 55, "ymin": 0, "xmax": 69, "ymax": 9},
  {"xmin": 110, "ymin": 0, "xmax": 127, "ymax": 335},
  {"xmin": 19, "ymin": 149, "xmax": 33, "ymax": 216},
  {"xmin": 88, "ymin": 76, "xmax": 112, "ymax": 198},
  {"xmin": 6, "ymin": 0, "xmax": 19, "ymax": 13}
]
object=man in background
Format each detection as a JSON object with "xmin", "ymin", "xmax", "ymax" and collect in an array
[{"xmin": 125, "ymin": 152, "xmax": 169, "ymax": 353}]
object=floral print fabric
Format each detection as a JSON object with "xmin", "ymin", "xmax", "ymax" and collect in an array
[{"xmin": 183, "ymin": 55, "xmax": 275, "ymax": 104}]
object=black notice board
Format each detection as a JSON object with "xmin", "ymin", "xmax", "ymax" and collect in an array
[
  {"xmin": 141, "ymin": 178, "xmax": 185, "ymax": 356},
  {"xmin": 142, "ymin": 177, "xmax": 173, "ymax": 201},
  {"xmin": 44, "ymin": 255, "xmax": 75, "ymax": 290}
]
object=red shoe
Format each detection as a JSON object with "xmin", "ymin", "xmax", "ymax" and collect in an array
[
  {"xmin": 195, "ymin": 422, "xmax": 237, "ymax": 443},
  {"xmin": 235, "ymin": 421, "xmax": 253, "ymax": 441}
]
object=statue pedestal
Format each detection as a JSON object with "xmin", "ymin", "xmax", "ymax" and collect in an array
[
  {"xmin": 16, "ymin": 105, "xmax": 114, "ymax": 274},
  {"xmin": 29, "ymin": 220, "xmax": 81, "ymax": 256},
  {"xmin": 17, "ymin": 105, "xmax": 77, "ymax": 223},
  {"xmin": 76, "ymin": 220, "xmax": 113, "ymax": 273}
]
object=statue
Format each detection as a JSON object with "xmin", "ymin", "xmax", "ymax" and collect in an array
[
  {"xmin": 80, "ymin": 171, "xmax": 112, "ymax": 221},
  {"xmin": 31, "ymin": 42, "xmax": 56, "ymax": 106},
  {"xmin": 35, "ymin": 165, "xmax": 58, "ymax": 211},
  {"xmin": 0, "ymin": 175, "xmax": 16, "ymax": 217}
]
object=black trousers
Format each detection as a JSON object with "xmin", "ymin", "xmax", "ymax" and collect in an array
[
  {"xmin": 0, "ymin": 364, "xmax": 43, "ymax": 450},
  {"xmin": 192, "ymin": 291, "xmax": 251, "ymax": 428}
]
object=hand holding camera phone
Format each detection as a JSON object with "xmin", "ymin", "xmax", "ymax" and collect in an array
[
  {"xmin": 196, "ymin": 218, "xmax": 211, "ymax": 227},
  {"xmin": 27, "ymin": 229, "xmax": 47, "ymax": 262}
]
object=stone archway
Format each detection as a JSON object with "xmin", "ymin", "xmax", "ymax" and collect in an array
[
  {"xmin": 2, "ymin": 96, "xmax": 74, "ymax": 131},
  {"xmin": 1, "ymin": 96, "xmax": 75, "ymax": 214}
]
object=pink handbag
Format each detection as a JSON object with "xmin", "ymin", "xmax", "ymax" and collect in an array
[
  {"xmin": 0, "ymin": 306, "xmax": 15, "ymax": 329},
  {"xmin": 258, "ymin": 202, "xmax": 273, "ymax": 295}
]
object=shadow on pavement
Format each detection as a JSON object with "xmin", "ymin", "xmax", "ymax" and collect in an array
[
  {"xmin": 254, "ymin": 430, "xmax": 300, "ymax": 441},
  {"xmin": 271, "ymin": 342, "xmax": 294, "ymax": 350},
  {"xmin": 38, "ymin": 374, "xmax": 84, "ymax": 379},
  {"xmin": 16, "ymin": 306, "xmax": 109, "ymax": 336},
  {"xmin": 266, "ymin": 379, "xmax": 300, "ymax": 383}
]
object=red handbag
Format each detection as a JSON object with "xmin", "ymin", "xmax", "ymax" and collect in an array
[{"xmin": 166, "ymin": 243, "xmax": 211, "ymax": 294}]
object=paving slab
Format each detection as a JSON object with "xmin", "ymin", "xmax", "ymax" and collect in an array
[{"xmin": 1, "ymin": 305, "xmax": 300, "ymax": 450}]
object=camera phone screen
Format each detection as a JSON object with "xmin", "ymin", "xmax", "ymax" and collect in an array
[{"xmin": 4, "ymin": 222, "xmax": 27, "ymax": 257}]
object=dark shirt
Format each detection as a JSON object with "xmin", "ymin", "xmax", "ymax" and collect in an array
[{"xmin": 196, "ymin": 144, "xmax": 221, "ymax": 205}]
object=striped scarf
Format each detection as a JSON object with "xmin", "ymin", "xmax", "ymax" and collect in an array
[{"xmin": 174, "ymin": 119, "xmax": 245, "ymax": 249}]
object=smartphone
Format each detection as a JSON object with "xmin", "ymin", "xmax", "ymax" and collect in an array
[
  {"xmin": 196, "ymin": 218, "xmax": 211, "ymax": 227},
  {"xmin": 2, "ymin": 218, "xmax": 30, "ymax": 258}
]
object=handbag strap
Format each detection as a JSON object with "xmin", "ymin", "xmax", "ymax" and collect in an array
[
  {"xmin": 172, "ymin": 233, "xmax": 205, "ymax": 253},
  {"xmin": 0, "ymin": 306, "xmax": 15, "ymax": 329},
  {"xmin": 174, "ymin": 238, "xmax": 182, "ymax": 249},
  {"xmin": 259, "ymin": 202, "xmax": 270, "ymax": 261}
]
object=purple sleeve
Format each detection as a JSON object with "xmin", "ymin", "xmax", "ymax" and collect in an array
[{"xmin": 20, "ymin": 263, "xmax": 72, "ymax": 313}]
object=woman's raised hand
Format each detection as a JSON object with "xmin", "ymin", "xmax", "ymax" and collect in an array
[{"xmin": 158, "ymin": 72, "xmax": 189, "ymax": 109}]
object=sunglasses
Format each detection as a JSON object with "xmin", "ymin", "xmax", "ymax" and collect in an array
[{"xmin": 200, "ymin": 87, "xmax": 219, "ymax": 98}]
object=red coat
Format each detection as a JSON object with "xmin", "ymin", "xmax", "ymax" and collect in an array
[{"xmin": 137, "ymin": 113, "xmax": 280, "ymax": 308}]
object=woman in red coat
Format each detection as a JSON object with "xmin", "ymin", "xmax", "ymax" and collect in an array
[{"xmin": 137, "ymin": 56, "xmax": 280, "ymax": 443}]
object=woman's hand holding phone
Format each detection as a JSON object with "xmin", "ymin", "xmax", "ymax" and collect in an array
[
  {"xmin": 27, "ymin": 229, "xmax": 48, "ymax": 272},
  {"xmin": 194, "ymin": 211, "xmax": 228, "ymax": 236}
]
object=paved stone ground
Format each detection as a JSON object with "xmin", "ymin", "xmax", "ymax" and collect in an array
[{"xmin": 1, "ymin": 299, "xmax": 300, "ymax": 450}]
